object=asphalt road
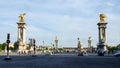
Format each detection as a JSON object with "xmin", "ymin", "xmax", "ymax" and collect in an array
[{"xmin": 0, "ymin": 55, "xmax": 120, "ymax": 68}]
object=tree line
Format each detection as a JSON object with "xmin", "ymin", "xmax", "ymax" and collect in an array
[
  {"xmin": 107, "ymin": 44, "xmax": 120, "ymax": 53},
  {"xmin": 0, "ymin": 42, "xmax": 18, "ymax": 51},
  {"xmin": 0, "ymin": 42, "xmax": 120, "ymax": 52}
]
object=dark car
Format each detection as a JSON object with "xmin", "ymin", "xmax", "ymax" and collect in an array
[{"xmin": 78, "ymin": 51, "xmax": 88, "ymax": 56}]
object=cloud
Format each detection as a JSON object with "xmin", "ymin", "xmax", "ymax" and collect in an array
[
  {"xmin": 0, "ymin": 0, "xmax": 120, "ymax": 47},
  {"xmin": 25, "ymin": 11, "xmax": 98, "ymax": 47}
]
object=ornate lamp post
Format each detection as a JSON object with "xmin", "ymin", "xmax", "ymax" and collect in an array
[
  {"xmin": 88, "ymin": 36, "xmax": 92, "ymax": 52},
  {"xmin": 97, "ymin": 13, "xmax": 108, "ymax": 56},
  {"xmin": 77, "ymin": 37, "xmax": 84, "ymax": 56},
  {"xmin": 4, "ymin": 33, "xmax": 12, "ymax": 60},
  {"xmin": 55, "ymin": 36, "xmax": 58, "ymax": 52},
  {"xmin": 17, "ymin": 13, "xmax": 27, "ymax": 54},
  {"xmin": 77, "ymin": 37, "xmax": 83, "ymax": 52}
]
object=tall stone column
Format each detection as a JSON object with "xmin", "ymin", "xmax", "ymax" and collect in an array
[
  {"xmin": 97, "ymin": 13, "xmax": 108, "ymax": 56},
  {"xmin": 17, "ymin": 13, "xmax": 27, "ymax": 54},
  {"xmin": 55, "ymin": 36, "xmax": 58, "ymax": 52}
]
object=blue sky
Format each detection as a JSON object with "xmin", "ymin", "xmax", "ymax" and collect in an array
[{"xmin": 0, "ymin": 0, "xmax": 120, "ymax": 47}]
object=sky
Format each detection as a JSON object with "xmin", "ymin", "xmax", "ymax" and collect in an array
[{"xmin": 0, "ymin": 0, "xmax": 120, "ymax": 47}]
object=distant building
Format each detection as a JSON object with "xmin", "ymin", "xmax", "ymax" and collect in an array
[
  {"xmin": 37, "ymin": 45, "xmax": 53, "ymax": 53},
  {"xmin": 63, "ymin": 47, "xmax": 77, "ymax": 52}
]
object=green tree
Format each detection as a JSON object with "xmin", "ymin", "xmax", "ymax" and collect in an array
[
  {"xmin": 0, "ymin": 43, "xmax": 15, "ymax": 51},
  {"xmin": 2, "ymin": 43, "xmax": 7, "ymax": 50},
  {"xmin": 26, "ymin": 46, "xmax": 30, "ymax": 50},
  {"xmin": 0, "ymin": 43, "xmax": 7, "ymax": 51},
  {"xmin": 116, "ymin": 44, "xmax": 120, "ymax": 50},
  {"xmin": 9, "ymin": 47, "xmax": 14, "ymax": 50},
  {"xmin": 108, "ymin": 45, "xmax": 118, "ymax": 52},
  {"xmin": 0, "ymin": 44, "xmax": 3, "ymax": 51},
  {"xmin": 58, "ymin": 48, "xmax": 63, "ymax": 52}
]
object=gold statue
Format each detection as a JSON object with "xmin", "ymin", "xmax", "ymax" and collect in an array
[
  {"xmin": 100, "ymin": 13, "xmax": 106, "ymax": 23},
  {"xmin": 19, "ymin": 13, "xmax": 26, "ymax": 22}
]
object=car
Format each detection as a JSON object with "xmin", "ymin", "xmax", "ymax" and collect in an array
[
  {"xmin": 114, "ymin": 51, "xmax": 120, "ymax": 57},
  {"xmin": 78, "ymin": 51, "xmax": 88, "ymax": 56},
  {"xmin": 45, "ymin": 51, "xmax": 52, "ymax": 56}
]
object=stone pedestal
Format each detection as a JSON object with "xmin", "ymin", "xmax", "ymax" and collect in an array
[{"xmin": 18, "ymin": 45, "xmax": 26, "ymax": 53}]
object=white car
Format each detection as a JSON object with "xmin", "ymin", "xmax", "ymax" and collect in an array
[
  {"xmin": 45, "ymin": 51, "xmax": 52, "ymax": 56},
  {"xmin": 114, "ymin": 51, "xmax": 120, "ymax": 57}
]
